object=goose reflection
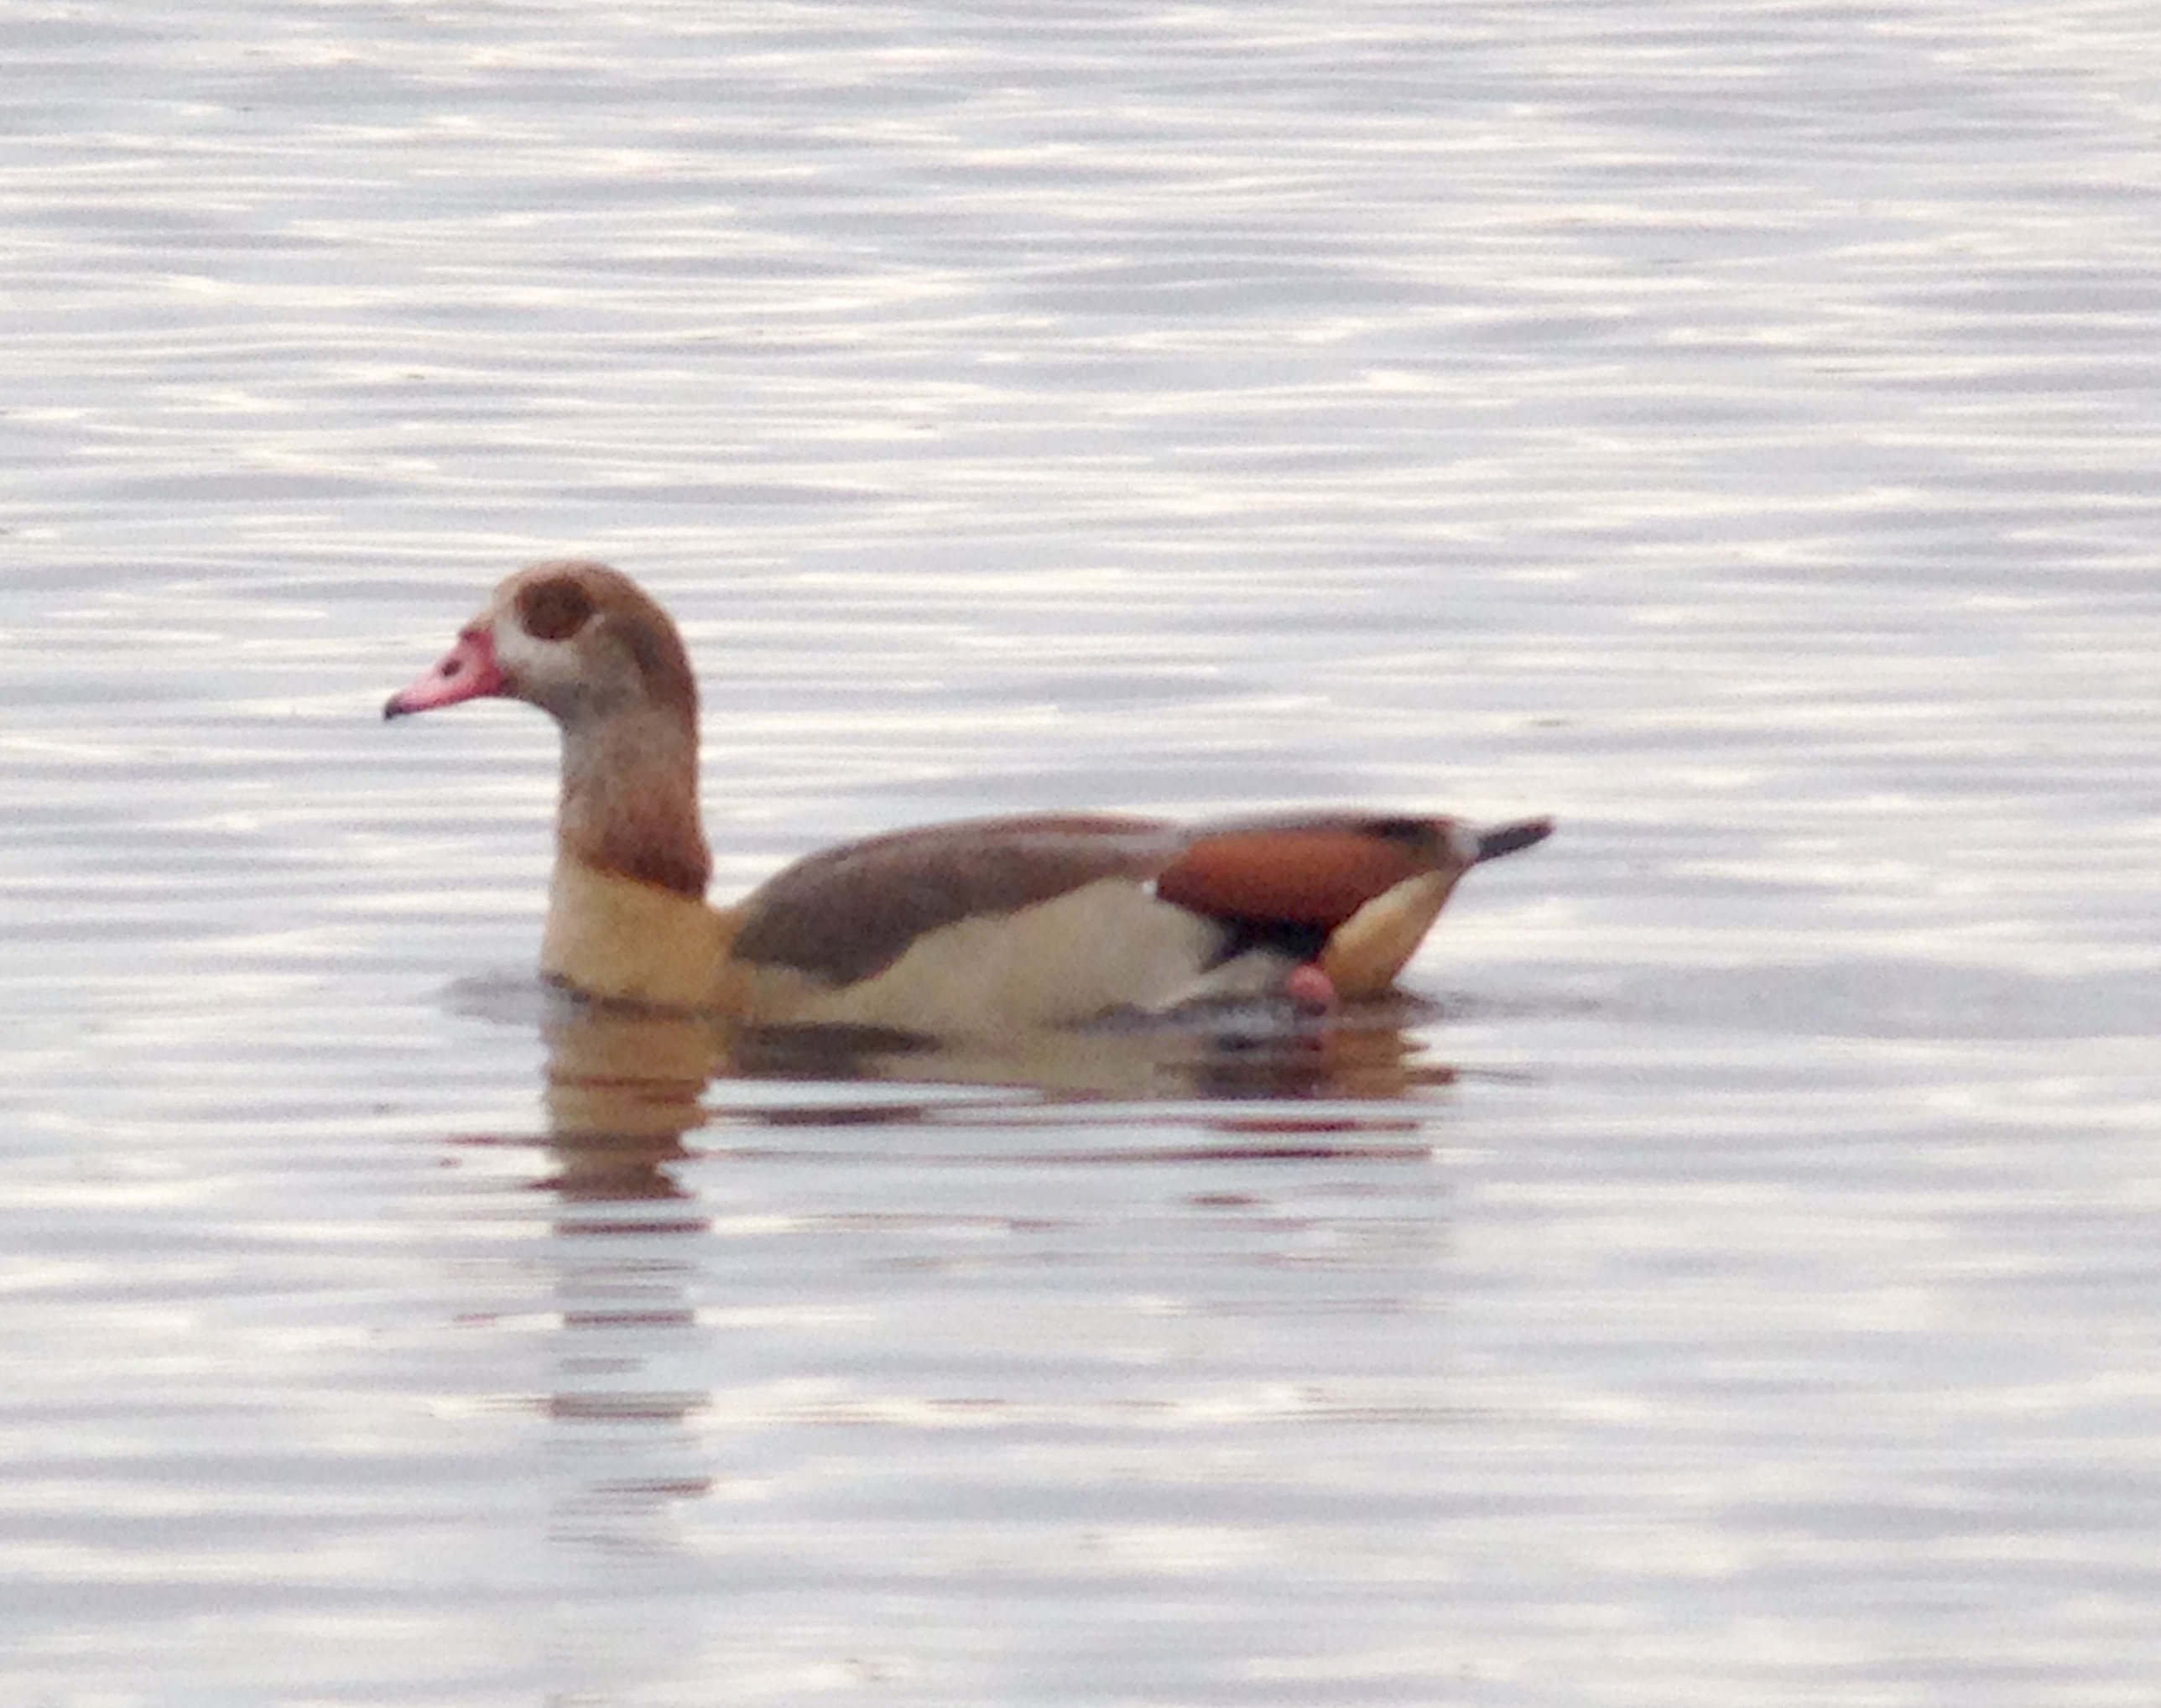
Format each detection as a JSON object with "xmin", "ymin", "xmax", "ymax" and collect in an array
[
  {"xmin": 520, "ymin": 989, "xmax": 1464, "ymax": 1557},
  {"xmin": 539, "ymin": 987, "xmax": 1462, "ymax": 1200},
  {"xmin": 532, "ymin": 987, "xmax": 1465, "ymax": 1300}
]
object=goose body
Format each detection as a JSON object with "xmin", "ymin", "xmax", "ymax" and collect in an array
[{"xmin": 386, "ymin": 560, "xmax": 1551, "ymax": 1038}]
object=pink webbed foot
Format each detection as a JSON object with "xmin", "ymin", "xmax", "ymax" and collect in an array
[{"xmin": 1282, "ymin": 962, "xmax": 1336, "ymax": 1013}]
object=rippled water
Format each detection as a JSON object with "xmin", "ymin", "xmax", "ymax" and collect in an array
[{"xmin": 5, "ymin": 3, "xmax": 2159, "ymax": 1703}]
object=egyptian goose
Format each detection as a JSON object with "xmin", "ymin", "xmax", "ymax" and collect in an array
[{"xmin": 384, "ymin": 560, "xmax": 1551, "ymax": 1039}]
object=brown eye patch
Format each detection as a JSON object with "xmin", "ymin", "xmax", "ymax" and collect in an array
[{"xmin": 516, "ymin": 575, "xmax": 596, "ymax": 642}]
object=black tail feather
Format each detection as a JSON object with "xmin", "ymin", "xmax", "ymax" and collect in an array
[{"xmin": 1475, "ymin": 817, "xmax": 1554, "ymax": 863}]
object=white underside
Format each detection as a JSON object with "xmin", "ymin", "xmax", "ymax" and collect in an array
[{"xmin": 739, "ymin": 877, "xmax": 1285, "ymax": 1037}]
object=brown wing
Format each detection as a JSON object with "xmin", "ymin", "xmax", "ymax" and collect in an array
[
  {"xmin": 732, "ymin": 808, "xmax": 1546, "ymax": 995},
  {"xmin": 730, "ymin": 813, "xmax": 1184, "ymax": 986},
  {"xmin": 1153, "ymin": 813, "xmax": 1466, "ymax": 930}
]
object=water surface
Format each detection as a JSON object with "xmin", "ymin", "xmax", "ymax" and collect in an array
[{"xmin": 4, "ymin": 3, "xmax": 2159, "ymax": 1703}]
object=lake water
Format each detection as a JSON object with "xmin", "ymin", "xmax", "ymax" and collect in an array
[{"xmin": 4, "ymin": 2, "xmax": 2159, "ymax": 1702}]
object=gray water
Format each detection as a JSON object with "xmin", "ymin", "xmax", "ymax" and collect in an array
[{"xmin": 5, "ymin": 3, "xmax": 2160, "ymax": 1703}]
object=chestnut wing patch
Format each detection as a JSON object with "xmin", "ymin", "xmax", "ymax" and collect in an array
[
  {"xmin": 732, "ymin": 814, "xmax": 1182, "ymax": 987},
  {"xmin": 1153, "ymin": 817, "xmax": 1450, "ymax": 933}
]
